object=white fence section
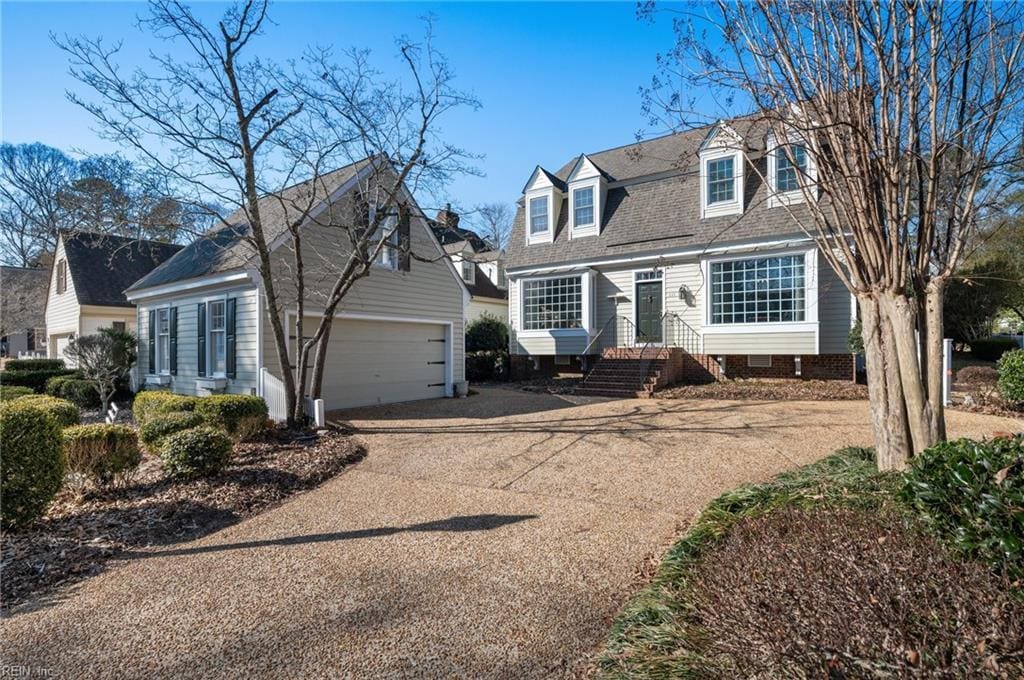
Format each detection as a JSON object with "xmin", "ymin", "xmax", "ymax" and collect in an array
[{"xmin": 259, "ymin": 367, "xmax": 289, "ymax": 423}]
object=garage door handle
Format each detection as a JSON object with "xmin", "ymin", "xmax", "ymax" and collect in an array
[{"xmin": 427, "ymin": 360, "xmax": 445, "ymax": 365}]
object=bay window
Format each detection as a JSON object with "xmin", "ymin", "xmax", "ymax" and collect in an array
[
  {"xmin": 710, "ymin": 255, "xmax": 806, "ymax": 324},
  {"xmin": 522, "ymin": 276, "xmax": 582, "ymax": 330},
  {"xmin": 208, "ymin": 300, "xmax": 227, "ymax": 376}
]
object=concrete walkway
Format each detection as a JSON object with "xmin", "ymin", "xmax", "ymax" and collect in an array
[{"xmin": 3, "ymin": 388, "xmax": 1020, "ymax": 678}]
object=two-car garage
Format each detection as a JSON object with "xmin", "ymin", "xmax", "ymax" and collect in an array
[{"xmin": 307, "ymin": 316, "xmax": 452, "ymax": 411}]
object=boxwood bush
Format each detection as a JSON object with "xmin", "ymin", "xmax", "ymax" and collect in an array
[
  {"xmin": 901, "ymin": 435, "xmax": 1024, "ymax": 580},
  {"xmin": 194, "ymin": 394, "xmax": 268, "ymax": 440},
  {"xmin": 0, "ymin": 385, "xmax": 35, "ymax": 401},
  {"xmin": 0, "ymin": 400, "xmax": 65, "ymax": 529},
  {"xmin": 969, "ymin": 337, "xmax": 1019, "ymax": 362},
  {"xmin": 132, "ymin": 391, "xmax": 199, "ymax": 426},
  {"xmin": 160, "ymin": 426, "xmax": 233, "ymax": 480},
  {"xmin": 465, "ymin": 350, "xmax": 510, "ymax": 382},
  {"xmin": 63, "ymin": 424, "xmax": 142, "ymax": 490},
  {"xmin": 14, "ymin": 395, "xmax": 80, "ymax": 428},
  {"xmin": 140, "ymin": 411, "xmax": 204, "ymax": 451},
  {"xmin": 997, "ymin": 348, "xmax": 1024, "ymax": 404},
  {"xmin": 0, "ymin": 367, "xmax": 79, "ymax": 393},
  {"xmin": 45, "ymin": 375, "xmax": 102, "ymax": 409}
]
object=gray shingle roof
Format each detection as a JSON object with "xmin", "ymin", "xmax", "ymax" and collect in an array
[
  {"xmin": 506, "ymin": 118, "xmax": 812, "ymax": 270},
  {"xmin": 61, "ymin": 232, "xmax": 184, "ymax": 307},
  {"xmin": 128, "ymin": 158, "xmax": 373, "ymax": 292},
  {"xmin": 0, "ymin": 266, "xmax": 47, "ymax": 334}
]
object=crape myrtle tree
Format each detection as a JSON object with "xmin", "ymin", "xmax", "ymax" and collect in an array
[
  {"xmin": 639, "ymin": 0, "xmax": 1024, "ymax": 469},
  {"xmin": 58, "ymin": 0, "xmax": 478, "ymax": 426},
  {"xmin": 64, "ymin": 327, "xmax": 137, "ymax": 415}
]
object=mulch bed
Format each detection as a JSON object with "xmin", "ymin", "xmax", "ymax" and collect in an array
[
  {"xmin": 657, "ymin": 378, "xmax": 869, "ymax": 401},
  {"xmin": 0, "ymin": 428, "xmax": 365, "ymax": 610}
]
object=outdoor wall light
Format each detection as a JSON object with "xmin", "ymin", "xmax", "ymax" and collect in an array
[{"xmin": 678, "ymin": 285, "xmax": 696, "ymax": 307}]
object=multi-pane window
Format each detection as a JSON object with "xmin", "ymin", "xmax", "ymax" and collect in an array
[
  {"xmin": 573, "ymin": 186, "xmax": 594, "ymax": 227},
  {"xmin": 710, "ymin": 255, "xmax": 806, "ymax": 324},
  {"xmin": 461, "ymin": 260, "xmax": 475, "ymax": 283},
  {"xmin": 209, "ymin": 300, "xmax": 226, "ymax": 376},
  {"xmin": 496, "ymin": 263, "xmax": 507, "ymax": 288},
  {"xmin": 522, "ymin": 276, "xmax": 582, "ymax": 330},
  {"xmin": 112, "ymin": 321, "xmax": 126, "ymax": 332},
  {"xmin": 157, "ymin": 308, "xmax": 170, "ymax": 373},
  {"xmin": 706, "ymin": 157, "xmax": 735, "ymax": 204},
  {"xmin": 56, "ymin": 260, "xmax": 67, "ymax": 294},
  {"xmin": 529, "ymin": 197, "xmax": 548, "ymax": 235},
  {"xmin": 775, "ymin": 144, "xmax": 807, "ymax": 193}
]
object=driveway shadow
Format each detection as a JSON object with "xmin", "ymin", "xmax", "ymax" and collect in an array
[
  {"xmin": 123, "ymin": 513, "xmax": 539, "ymax": 560},
  {"xmin": 328, "ymin": 386, "xmax": 587, "ymax": 423}
]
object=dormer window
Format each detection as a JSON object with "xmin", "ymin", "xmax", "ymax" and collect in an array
[
  {"xmin": 768, "ymin": 136, "xmax": 816, "ymax": 207},
  {"xmin": 529, "ymin": 197, "xmax": 549, "ymax": 236},
  {"xmin": 707, "ymin": 158, "xmax": 735, "ymax": 204},
  {"xmin": 460, "ymin": 260, "xmax": 475, "ymax": 284},
  {"xmin": 573, "ymin": 186, "xmax": 594, "ymax": 228},
  {"xmin": 699, "ymin": 123, "xmax": 744, "ymax": 219}
]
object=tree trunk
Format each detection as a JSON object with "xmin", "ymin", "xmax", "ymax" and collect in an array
[
  {"xmin": 859, "ymin": 293, "xmax": 913, "ymax": 471},
  {"xmin": 923, "ymin": 279, "xmax": 947, "ymax": 442},
  {"xmin": 310, "ymin": 318, "xmax": 334, "ymax": 400}
]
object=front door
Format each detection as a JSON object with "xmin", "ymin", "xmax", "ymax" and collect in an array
[{"xmin": 636, "ymin": 281, "xmax": 663, "ymax": 343}]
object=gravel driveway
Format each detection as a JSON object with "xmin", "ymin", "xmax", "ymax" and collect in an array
[{"xmin": 3, "ymin": 388, "xmax": 1020, "ymax": 678}]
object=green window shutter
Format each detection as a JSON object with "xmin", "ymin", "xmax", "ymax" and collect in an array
[
  {"xmin": 148, "ymin": 309, "xmax": 156, "ymax": 374},
  {"xmin": 398, "ymin": 204, "xmax": 411, "ymax": 272},
  {"xmin": 169, "ymin": 307, "xmax": 178, "ymax": 376},
  {"xmin": 225, "ymin": 298, "xmax": 237, "ymax": 379},
  {"xmin": 197, "ymin": 302, "xmax": 207, "ymax": 377}
]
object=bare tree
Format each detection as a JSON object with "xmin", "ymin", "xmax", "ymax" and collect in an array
[
  {"xmin": 0, "ymin": 143, "xmax": 76, "ymax": 266},
  {"xmin": 640, "ymin": 0, "xmax": 1024, "ymax": 469},
  {"xmin": 58, "ymin": 0, "xmax": 478, "ymax": 426},
  {"xmin": 470, "ymin": 202, "xmax": 513, "ymax": 250}
]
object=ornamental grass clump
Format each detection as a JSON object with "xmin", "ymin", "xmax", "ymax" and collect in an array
[
  {"xmin": 63, "ymin": 424, "xmax": 142, "ymax": 492},
  {"xmin": 0, "ymin": 400, "xmax": 64, "ymax": 529},
  {"xmin": 160, "ymin": 426, "xmax": 233, "ymax": 480}
]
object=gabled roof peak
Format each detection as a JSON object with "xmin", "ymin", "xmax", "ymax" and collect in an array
[
  {"xmin": 522, "ymin": 165, "xmax": 567, "ymax": 194},
  {"xmin": 698, "ymin": 120, "xmax": 745, "ymax": 152},
  {"xmin": 566, "ymin": 154, "xmax": 613, "ymax": 183}
]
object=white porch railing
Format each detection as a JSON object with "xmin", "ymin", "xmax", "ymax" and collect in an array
[{"xmin": 259, "ymin": 367, "xmax": 289, "ymax": 424}]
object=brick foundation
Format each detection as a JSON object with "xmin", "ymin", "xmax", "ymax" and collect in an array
[{"xmin": 716, "ymin": 354, "xmax": 855, "ymax": 381}]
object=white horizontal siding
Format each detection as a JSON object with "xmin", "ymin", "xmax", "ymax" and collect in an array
[{"xmin": 44, "ymin": 238, "xmax": 79, "ymax": 339}]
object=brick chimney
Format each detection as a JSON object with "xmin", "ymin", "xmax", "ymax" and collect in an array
[{"xmin": 436, "ymin": 203, "xmax": 460, "ymax": 231}]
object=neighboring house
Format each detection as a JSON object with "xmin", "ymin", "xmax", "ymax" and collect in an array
[
  {"xmin": 505, "ymin": 118, "xmax": 855, "ymax": 392},
  {"xmin": 124, "ymin": 157, "xmax": 467, "ymax": 413},
  {"xmin": 44, "ymin": 231, "xmax": 183, "ymax": 365},
  {"xmin": 0, "ymin": 266, "xmax": 48, "ymax": 357},
  {"xmin": 431, "ymin": 206, "xmax": 509, "ymax": 323}
]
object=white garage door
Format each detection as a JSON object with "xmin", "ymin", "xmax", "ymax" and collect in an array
[{"xmin": 313, "ymin": 317, "xmax": 448, "ymax": 411}]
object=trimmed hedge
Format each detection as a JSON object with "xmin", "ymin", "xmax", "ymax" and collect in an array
[
  {"xmin": 194, "ymin": 394, "xmax": 268, "ymax": 440},
  {"xmin": 140, "ymin": 411, "xmax": 204, "ymax": 451},
  {"xmin": 0, "ymin": 385, "xmax": 35, "ymax": 402},
  {"xmin": 902, "ymin": 435, "xmax": 1024, "ymax": 580},
  {"xmin": 0, "ymin": 400, "xmax": 65, "ymax": 529},
  {"xmin": 466, "ymin": 314, "xmax": 509, "ymax": 353},
  {"xmin": 4, "ymin": 358, "xmax": 65, "ymax": 372},
  {"xmin": 970, "ymin": 337, "xmax": 1019, "ymax": 362},
  {"xmin": 45, "ymin": 375, "xmax": 102, "ymax": 409},
  {"xmin": 63, "ymin": 424, "xmax": 142, "ymax": 490},
  {"xmin": 14, "ymin": 395, "xmax": 80, "ymax": 428},
  {"xmin": 0, "ymin": 368, "xmax": 79, "ymax": 393},
  {"xmin": 160, "ymin": 426, "xmax": 233, "ymax": 480},
  {"xmin": 997, "ymin": 349, "xmax": 1024, "ymax": 404},
  {"xmin": 132, "ymin": 391, "xmax": 199, "ymax": 426}
]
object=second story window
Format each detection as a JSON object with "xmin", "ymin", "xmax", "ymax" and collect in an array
[
  {"xmin": 573, "ymin": 186, "xmax": 594, "ymax": 227},
  {"xmin": 374, "ymin": 210, "xmax": 399, "ymax": 270},
  {"xmin": 56, "ymin": 259, "xmax": 67, "ymax": 294},
  {"xmin": 529, "ymin": 197, "xmax": 549, "ymax": 235},
  {"xmin": 707, "ymin": 157, "xmax": 735, "ymax": 204},
  {"xmin": 461, "ymin": 260, "xmax": 475, "ymax": 284},
  {"xmin": 775, "ymin": 144, "xmax": 807, "ymax": 193}
]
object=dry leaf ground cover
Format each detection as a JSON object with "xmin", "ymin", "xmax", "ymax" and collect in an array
[{"xmin": 1, "ymin": 428, "xmax": 364, "ymax": 609}]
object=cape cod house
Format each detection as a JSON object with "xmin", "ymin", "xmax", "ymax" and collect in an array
[
  {"xmin": 505, "ymin": 119, "xmax": 856, "ymax": 396},
  {"xmin": 124, "ymin": 157, "xmax": 468, "ymax": 414},
  {"xmin": 44, "ymin": 231, "xmax": 183, "ymax": 364}
]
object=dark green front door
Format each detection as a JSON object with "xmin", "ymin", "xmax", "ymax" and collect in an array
[{"xmin": 636, "ymin": 281, "xmax": 663, "ymax": 343}]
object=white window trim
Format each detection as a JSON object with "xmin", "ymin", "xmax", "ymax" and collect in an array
[
  {"xmin": 516, "ymin": 270, "xmax": 593, "ymax": 334},
  {"xmin": 569, "ymin": 182, "xmax": 599, "ymax": 238},
  {"xmin": 699, "ymin": 247, "xmax": 818, "ymax": 334},
  {"xmin": 460, "ymin": 259, "xmax": 476, "ymax": 285},
  {"xmin": 206, "ymin": 297, "xmax": 228, "ymax": 379},
  {"xmin": 700, "ymin": 149, "xmax": 744, "ymax": 219},
  {"xmin": 767, "ymin": 136, "xmax": 817, "ymax": 208},
  {"xmin": 525, "ymin": 192, "xmax": 554, "ymax": 245},
  {"xmin": 156, "ymin": 306, "xmax": 171, "ymax": 376}
]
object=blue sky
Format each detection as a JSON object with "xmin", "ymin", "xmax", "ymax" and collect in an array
[{"xmin": 0, "ymin": 1, "xmax": 682, "ymax": 219}]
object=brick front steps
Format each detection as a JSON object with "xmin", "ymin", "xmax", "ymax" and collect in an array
[{"xmin": 575, "ymin": 348, "xmax": 683, "ymax": 398}]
